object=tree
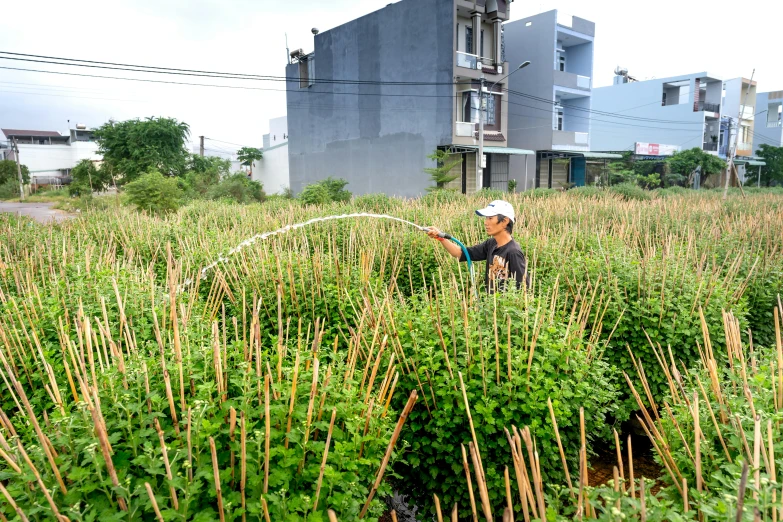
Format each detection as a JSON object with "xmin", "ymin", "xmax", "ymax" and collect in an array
[
  {"xmin": 755, "ymin": 144, "xmax": 783, "ymax": 187},
  {"xmin": 424, "ymin": 149, "xmax": 462, "ymax": 191},
  {"xmin": 69, "ymin": 159, "xmax": 111, "ymax": 196},
  {"xmin": 667, "ymin": 147, "xmax": 726, "ymax": 186},
  {"xmin": 206, "ymin": 173, "xmax": 265, "ymax": 204},
  {"xmin": 93, "ymin": 117, "xmax": 191, "ymax": 183},
  {"xmin": 0, "ymin": 159, "xmax": 29, "ymax": 185},
  {"xmin": 124, "ymin": 170, "xmax": 184, "ymax": 214},
  {"xmin": 184, "ymin": 155, "xmax": 232, "ymax": 196},
  {"xmin": 236, "ymin": 147, "xmax": 263, "ymax": 176}
]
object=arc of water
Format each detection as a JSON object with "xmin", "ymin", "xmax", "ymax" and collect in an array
[{"xmin": 178, "ymin": 213, "xmax": 431, "ymax": 293}]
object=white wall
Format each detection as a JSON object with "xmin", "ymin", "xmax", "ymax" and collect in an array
[
  {"xmin": 254, "ymin": 143, "xmax": 289, "ymax": 194},
  {"xmin": 14, "ymin": 141, "xmax": 100, "ymax": 177}
]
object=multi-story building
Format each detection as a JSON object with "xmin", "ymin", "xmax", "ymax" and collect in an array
[
  {"xmin": 722, "ymin": 77, "xmax": 758, "ymax": 158},
  {"xmin": 1, "ymin": 127, "xmax": 101, "ymax": 185},
  {"xmin": 592, "ymin": 72, "xmax": 726, "ymax": 161},
  {"xmin": 503, "ymin": 10, "xmax": 618, "ymax": 190},
  {"xmin": 255, "ymin": 116, "xmax": 290, "ymax": 194},
  {"xmin": 753, "ymin": 90, "xmax": 783, "ymax": 150},
  {"xmin": 285, "ymin": 0, "xmax": 533, "ymax": 197}
]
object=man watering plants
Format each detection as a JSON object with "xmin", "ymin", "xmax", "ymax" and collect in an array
[{"xmin": 427, "ymin": 200, "xmax": 530, "ymax": 293}]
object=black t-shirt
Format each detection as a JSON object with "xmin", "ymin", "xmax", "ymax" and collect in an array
[{"xmin": 460, "ymin": 238, "xmax": 530, "ymax": 293}]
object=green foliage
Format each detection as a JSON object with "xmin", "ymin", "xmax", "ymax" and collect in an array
[
  {"xmin": 755, "ymin": 144, "xmax": 783, "ymax": 186},
  {"xmin": 611, "ymin": 182, "xmax": 650, "ymax": 201},
  {"xmin": 507, "ymin": 179, "xmax": 518, "ymax": 192},
  {"xmin": 667, "ymin": 147, "xmax": 726, "ymax": 184},
  {"xmin": 523, "ymin": 188, "xmax": 558, "ymax": 199},
  {"xmin": 353, "ymin": 193, "xmax": 403, "ymax": 214},
  {"xmin": 424, "ymin": 149, "xmax": 462, "ymax": 190},
  {"xmin": 390, "ymin": 290, "xmax": 621, "ymax": 517},
  {"xmin": 299, "ymin": 177, "xmax": 351, "ymax": 205},
  {"xmin": 568, "ymin": 186, "xmax": 607, "ymax": 199},
  {"xmin": 123, "ymin": 170, "xmax": 184, "ymax": 214},
  {"xmin": 236, "ymin": 146, "xmax": 263, "ymax": 175},
  {"xmin": 69, "ymin": 159, "xmax": 111, "ymax": 196},
  {"xmin": 0, "ymin": 179, "xmax": 20, "ymax": 199},
  {"xmin": 206, "ymin": 173, "xmax": 265, "ymax": 204},
  {"xmin": 94, "ymin": 117, "xmax": 191, "ymax": 183},
  {"xmin": 0, "ymin": 159, "xmax": 29, "ymax": 186},
  {"xmin": 478, "ymin": 187, "xmax": 506, "ymax": 200}
]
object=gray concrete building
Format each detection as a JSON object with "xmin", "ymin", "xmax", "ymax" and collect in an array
[
  {"xmin": 503, "ymin": 10, "xmax": 617, "ymax": 190},
  {"xmin": 285, "ymin": 0, "xmax": 533, "ymax": 197},
  {"xmin": 753, "ymin": 91, "xmax": 783, "ymax": 150}
]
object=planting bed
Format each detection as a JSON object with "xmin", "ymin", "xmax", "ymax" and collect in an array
[{"xmin": 1, "ymin": 190, "xmax": 783, "ymax": 520}]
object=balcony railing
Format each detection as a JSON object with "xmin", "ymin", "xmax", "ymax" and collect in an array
[
  {"xmin": 703, "ymin": 142, "xmax": 718, "ymax": 151},
  {"xmin": 738, "ymin": 142, "xmax": 753, "ymax": 152},
  {"xmin": 455, "ymin": 122, "xmax": 475, "ymax": 137},
  {"xmin": 697, "ymin": 101, "xmax": 720, "ymax": 113},
  {"xmin": 553, "ymin": 70, "xmax": 591, "ymax": 92},
  {"xmin": 768, "ymin": 120, "xmax": 783, "ymax": 128},
  {"xmin": 552, "ymin": 130, "xmax": 589, "ymax": 147},
  {"xmin": 741, "ymin": 106, "xmax": 755, "ymax": 120},
  {"xmin": 456, "ymin": 51, "xmax": 479, "ymax": 70},
  {"xmin": 577, "ymin": 75, "xmax": 591, "ymax": 90}
]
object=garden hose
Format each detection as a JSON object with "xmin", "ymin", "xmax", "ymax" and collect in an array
[{"xmin": 424, "ymin": 228, "xmax": 475, "ymax": 285}]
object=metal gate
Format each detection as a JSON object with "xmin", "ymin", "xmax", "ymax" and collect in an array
[{"xmin": 489, "ymin": 154, "xmax": 509, "ymax": 190}]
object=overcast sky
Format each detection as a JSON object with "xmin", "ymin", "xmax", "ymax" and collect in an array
[{"xmin": 1, "ymin": 0, "xmax": 781, "ymax": 154}]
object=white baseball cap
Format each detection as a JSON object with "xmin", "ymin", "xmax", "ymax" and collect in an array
[{"xmin": 475, "ymin": 200, "xmax": 515, "ymax": 223}]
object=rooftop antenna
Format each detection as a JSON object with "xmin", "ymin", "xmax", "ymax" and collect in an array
[{"xmin": 286, "ymin": 33, "xmax": 290, "ymax": 64}]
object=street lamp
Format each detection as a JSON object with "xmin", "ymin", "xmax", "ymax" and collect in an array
[{"xmin": 477, "ymin": 61, "xmax": 531, "ymax": 193}]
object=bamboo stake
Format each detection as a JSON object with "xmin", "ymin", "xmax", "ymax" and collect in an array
[
  {"xmin": 144, "ymin": 482, "xmax": 165, "ymax": 522},
  {"xmin": 0, "ymin": 481, "xmax": 29, "ymax": 522},
  {"xmin": 17, "ymin": 440, "xmax": 65, "ymax": 520},
  {"xmin": 154, "ymin": 419, "xmax": 179, "ymax": 510},
  {"xmin": 187, "ymin": 407, "xmax": 193, "ymax": 482},
  {"xmin": 261, "ymin": 497, "xmax": 272, "ymax": 522},
  {"xmin": 737, "ymin": 460, "xmax": 749, "ymax": 522},
  {"xmin": 359, "ymin": 390, "xmax": 417, "ymax": 519},
  {"xmin": 285, "ymin": 351, "xmax": 300, "ymax": 449},
  {"xmin": 769, "ymin": 419, "xmax": 777, "ymax": 522},
  {"xmin": 547, "ymin": 397, "xmax": 573, "ymax": 491},
  {"xmin": 628, "ymin": 435, "xmax": 635, "ymax": 499},
  {"xmin": 640, "ymin": 477, "xmax": 647, "ymax": 522},
  {"xmin": 753, "ymin": 414, "xmax": 761, "ymax": 501},
  {"xmin": 313, "ymin": 409, "xmax": 337, "ymax": 512},
  {"xmin": 613, "ymin": 428, "xmax": 625, "ymax": 489},
  {"xmin": 458, "ymin": 372, "xmax": 490, "ymax": 506},
  {"xmin": 210, "ymin": 437, "xmax": 226, "ymax": 522},
  {"xmin": 504, "ymin": 466, "xmax": 514, "ymax": 522},
  {"xmin": 694, "ymin": 392, "xmax": 703, "ymax": 495},
  {"xmin": 328, "ymin": 510, "xmax": 339, "ymax": 522},
  {"xmin": 461, "ymin": 444, "xmax": 480, "ymax": 522},
  {"xmin": 469, "ymin": 442, "xmax": 493, "ymax": 522},
  {"xmin": 264, "ymin": 374, "xmax": 271, "ymax": 494},
  {"xmin": 434, "ymin": 494, "xmax": 444, "ymax": 522},
  {"xmin": 452, "ymin": 503, "xmax": 459, "ymax": 522},
  {"xmin": 683, "ymin": 478, "xmax": 689, "ymax": 513},
  {"xmin": 241, "ymin": 412, "xmax": 247, "ymax": 522}
]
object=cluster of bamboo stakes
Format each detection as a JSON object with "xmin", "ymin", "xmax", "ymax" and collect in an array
[
  {"xmin": 621, "ymin": 299, "xmax": 783, "ymax": 519},
  {"xmin": 0, "ymin": 251, "xmax": 422, "ymax": 521}
]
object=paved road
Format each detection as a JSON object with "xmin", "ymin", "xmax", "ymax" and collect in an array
[{"xmin": 0, "ymin": 202, "xmax": 73, "ymax": 223}]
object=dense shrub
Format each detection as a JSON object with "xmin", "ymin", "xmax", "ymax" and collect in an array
[
  {"xmin": 568, "ymin": 186, "xmax": 607, "ymax": 199},
  {"xmin": 299, "ymin": 177, "xmax": 351, "ymax": 205},
  {"xmin": 386, "ymin": 289, "xmax": 621, "ymax": 517},
  {"xmin": 611, "ymin": 182, "xmax": 650, "ymax": 201},
  {"xmin": 522, "ymin": 188, "xmax": 559, "ymax": 199},
  {"xmin": 206, "ymin": 173, "xmax": 265, "ymax": 204},
  {"xmin": 0, "ymin": 179, "xmax": 20, "ymax": 199},
  {"xmin": 124, "ymin": 169, "xmax": 184, "ymax": 214},
  {"xmin": 353, "ymin": 193, "xmax": 404, "ymax": 214}
]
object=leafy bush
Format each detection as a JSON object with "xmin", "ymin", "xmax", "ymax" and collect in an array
[
  {"xmin": 568, "ymin": 186, "xmax": 607, "ymax": 199},
  {"xmin": 123, "ymin": 169, "xmax": 184, "ymax": 214},
  {"xmin": 69, "ymin": 159, "xmax": 110, "ymax": 196},
  {"xmin": 385, "ymin": 290, "xmax": 620, "ymax": 517},
  {"xmin": 206, "ymin": 173, "xmax": 265, "ymax": 204},
  {"xmin": 300, "ymin": 177, "xmax": 351, "ymax": 205},
  {"xmin": 478, "ymin": 188, "xmax": 507, "ymax": 200},
  {"xmin": 523, "ymin": 188, "xmax": 558, "ymax": 199},
  {"xmin": 655, "ymin": 186, "xmax": 688, "ymax": 197},
  {"xmin": 0, "ymin": 159, "xmax": 29, "ymax": 185},
  {"xmin": 0, "ymin": 179, "xmax": 20, "ymax": 199},
  {"xmin": 353, "ymin": 193, "xmax": 404, "ymax": 214},
  {"xmin": 507, "ymin": 179, "xmax": 518, "ymax": 192},
  {"xmin": 611, "ymin": 182, "xmax": 650, "ymax": 201}
]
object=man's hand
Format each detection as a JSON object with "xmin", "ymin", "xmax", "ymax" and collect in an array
[{"xmin": 426, "ymin": 227, "xmax": 443, "ymax": 240}]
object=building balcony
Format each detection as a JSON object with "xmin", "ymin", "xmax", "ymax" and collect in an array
[
  {"xmin": 552, "ymin": 130, "xmax": 589, "ymax": 147},
  {"xmin": 455, "ymin": 122, "xmax": 476, "ymax": 137},
  {"xmin": 456, "ymin": 52, "xmax": 504, "ymax": 76},
  {"xmin": 738, "ymin": 142, "xmax": 753, "ymax": 154},
  {"xmin": 553, "ymin": 70, "xmax": 591, "ymax": 92},
  {"xmin": 703, "ymin": 142, "xmax": 718, "ymax": 152},
  {"xmin": 696, "ymin": 101, "xmax": 720, "ymax": 113},
  {"xmin": 767, "ymin": 120, "xmax": 783, "ymax": 128}
]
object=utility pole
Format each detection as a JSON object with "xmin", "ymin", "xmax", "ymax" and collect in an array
[
  {"xmin": 477, "ymin": 75, "xmax": 486, "ymax": 194},
  {"xmin": 477, "ymin": 61, "xmax": 531, "ymax": 194},
  {"xmin": 12, "ymin": 138, "xmax": 24, "ymax": 201},
  {"xmin": 199, "ymin": 136, "xmax": 205, "ymax": 157},
  {"xmin": 723, "ymin": 69, "xmax": 754, "ymax": 200}
]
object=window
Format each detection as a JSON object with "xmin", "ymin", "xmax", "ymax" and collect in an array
[
  {"xmin": 484, "ymin": 92, "xmax": 496, "ymax": 126},
  {"xmin": 307, "ymin": 58, "xmax": 315, "ymax": 87},
  {"xmin": 466, "ymin": 27, "xmax": 473, "ymax": 55},
  {"xmin": 555, "ymin": 108, "xmax": 564, "ymax": 131},
  {"xmin": 456, "ymin": 24, "xmax": 459, "ymax": 51},
  {"xmin": 480, "ymin": 29, "xmax": 484, "ymax": 59},
  {"xmin": 559, "ymin": 55, "xmax": 566, "ymax": 72},
  {"xmin": 662, "ymin": 92, "xmax": 667, "ymax": 106},
  {"xmin": 462, "ymin": 92, "xmax": 480, "ymax": 123}
]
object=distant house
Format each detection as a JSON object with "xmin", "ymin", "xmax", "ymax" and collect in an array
[
  {"xmin": 1, "ymin": 127, "xmax": 102, "ymax": 187},
  {"xmin": 254, "ymin": 116, "xmax": 290, "ymax": 194}
]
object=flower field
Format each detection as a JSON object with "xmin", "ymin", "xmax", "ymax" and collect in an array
[{"xmin": 1, "ymin": 189, "xmax": 783, "ymax": 521}]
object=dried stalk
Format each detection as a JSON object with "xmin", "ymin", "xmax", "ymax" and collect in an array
[
  {"xmin": 144, "ymin": 482, "xmax": 165, "ymax": 522},
  {"xmin": 313, "ymin": 408, "xmax": 338, "ymax": 512}
]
